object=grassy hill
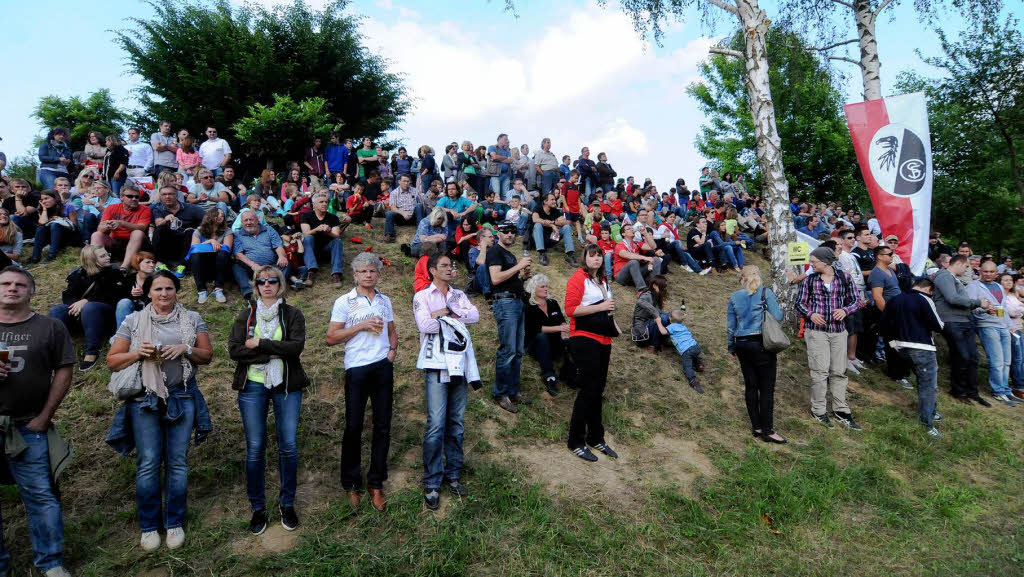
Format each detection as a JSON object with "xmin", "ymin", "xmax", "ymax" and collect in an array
[{"xmin": 6, "ymin": 223, "xmax": 1023, "ymax": 576}]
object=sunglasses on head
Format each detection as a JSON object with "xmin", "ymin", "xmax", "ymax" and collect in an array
[{"xmin": 256, "ymin": 278, "xmax": 280, "ymax": 286}]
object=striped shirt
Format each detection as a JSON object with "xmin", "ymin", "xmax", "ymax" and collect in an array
[{"xmin": 795, "ymin": 269, "xmax": 861, "ymax": 333}]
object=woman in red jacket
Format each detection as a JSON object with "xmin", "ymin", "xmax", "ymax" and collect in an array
[{"xmin": 564, "ymin": 243, "xmax": 620, "ymax": 462}]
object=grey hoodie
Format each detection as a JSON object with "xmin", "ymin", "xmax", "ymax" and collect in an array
[{"xmin": 932, "ymin": 268, "xmax": 981, "ymax": 323}]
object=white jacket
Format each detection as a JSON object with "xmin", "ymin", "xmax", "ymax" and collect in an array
[{"xmin": 416, "ymin": 316, "xmax": 481, "ymax": 385}]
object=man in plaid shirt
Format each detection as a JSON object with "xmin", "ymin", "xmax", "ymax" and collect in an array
[{"xmin": 796, "ymin": 247, "xmax": 863, "ymax": 430}]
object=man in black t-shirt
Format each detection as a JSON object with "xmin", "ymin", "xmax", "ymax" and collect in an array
[
  {"xmin": 0, "ymin": 266, "xmax": 74, "ymax": 576},
  {"xmin": 851, "ymin": 226, "xmax": 881, "ymax": 362},
  {"xmin": 6, "ymin": 179, "xmax": 40, "ymax": 239},
  {"xmin": 530, "ymin": 192, "xmax": 576, "ymax": 267},
  {"xmin": 300, "ymin": 192, "xmax": 345, "ymax": 287},
  {"xmin": 487, "ymin": 222, "xmax": 532, "ymax": 413}
]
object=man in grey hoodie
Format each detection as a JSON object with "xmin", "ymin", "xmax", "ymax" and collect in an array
[{"xmin": 932, "ymin": 255, "xmax": 990, "ymax": 406}]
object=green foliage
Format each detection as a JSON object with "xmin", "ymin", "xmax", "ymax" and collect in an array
[
  {"xmin": 116, "ymin": 0, "xmax": 408, "ymax": 172},
  {"xmin": 232, "ymin": 95, "xmax": 340, "ymax": 169},
  {"xmin": 2, "ymin": 154, "xmax": 42, "ymax": 190},
  {"xmin": 31, "ymin": 89, "xmax": 126, "ymax": 150},
  {"xmin": 687, "ymin": 28, "xmax": 861, "ymax": 203}
]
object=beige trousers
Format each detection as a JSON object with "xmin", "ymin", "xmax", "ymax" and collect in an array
[{"xmin": 805, "ymin": 329, "xmax": 850, "ymax": 416}]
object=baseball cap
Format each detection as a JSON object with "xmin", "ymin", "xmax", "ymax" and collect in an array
[{"xmin": 884, "ymin": 234, "xmax": 899, "ymax": 242}]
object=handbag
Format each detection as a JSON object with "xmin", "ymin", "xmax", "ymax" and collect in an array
[
  {"xmin": 108, "ymin": 361, "xmax": 143, "ymax": 400},
  {"xmin": 760, "ymin": 288, "xmax": 791, "ymax": 353},
  {"xmin": 574, "ymin": 303, "xmax": 620, "ymax": 337},
  {"xmin": 482, "ymin": 159, "xmax": 501, "ymax": 177}
]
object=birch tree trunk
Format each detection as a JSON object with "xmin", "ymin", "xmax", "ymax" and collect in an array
[
  {"xmin": 733, "ymin": 0, "xmax": 798, "ymax": 313},
  {"xmin": 853, "ymin": 0, "xmax": 883, "ymax": 100}
]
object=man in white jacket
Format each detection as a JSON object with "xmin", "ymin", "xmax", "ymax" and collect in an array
[{"xmin": 412, "ymin": 253, "xmax": 479, "ymax": 510}]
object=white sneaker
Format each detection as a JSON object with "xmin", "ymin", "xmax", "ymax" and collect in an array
[
  {"xmin": 44, "ymin": 567, "xmax": 72, "ymax": 577},
  {"xmin": 196, "ymin": 291, "xmax": 208, "ymax": 304},
  {"xmin": 926, "ymin": 427, "xmax": 942, "ymax": 438},
  {"xmin": 140, "ymin": 530, "xmax": 161, "ymax": 551},
  {"xmin": 850, "ymin": 358, "xmax": 867, "ymax": 370},
  {"xmin": 165, "ymin": 527, "xmax": 185, "ymax": 550},
  {"xmin": 699, "ymin": 267, "xmax": 712, "ymax": 276},
  {"xmin": 214, "ymin": 288, "xmax": 226, "ymax": 303},
  {"xmin": 679, "ymin": 265, "xmax": 693, "ymax": 273},
  {"xmin": 846, "ymin": 360, "xmax": 861, "ymax": 375},
  {"xmin": 896, "ymin": 378, "xmax": 913, "ymax": 390}
]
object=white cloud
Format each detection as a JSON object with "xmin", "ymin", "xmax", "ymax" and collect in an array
[
  {"xmin": 374, "ymin": 0, "xmax": 393, "ymax": 10},
  {"xmin": 589, "ymin": 118, "xmax": 650, "ymax": 157}
]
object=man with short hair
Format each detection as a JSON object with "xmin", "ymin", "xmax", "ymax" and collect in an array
[
  {"xmin": 232, "ymin": 211, "xmax": 288, "ymax": 301},
  {"xmin": 198, "ymin": 126, "xmax": 232, "ymax": 175},
  {"xmin": 797, "ymin": 215, "xmax": 826, "ymax": 239},
  {"xmin": 869, "ymin": 244, "xmax": 912, "ymax": 386},
  {"xmin": 487, "ymin": 134, "xmax": 513, "ymax": 201},
  {"xmin": 124, "ymin": 128, "xmax": 154, "ymax": 180},
  {"xmin": 968, "ymin": 260, "xmax": 1017, "ymax": 405},
  {"xmin": 384, "ymin": 174, "xmax": 423, "ymax": 242},
  {"xmin": 0, "ymin": 266, "xmax": 75, "ymax": 577},
  {"xmin": 188, "ymin": 169, "xmax": 233, "ymax": 218},
  {"xmin": 91, "ymin": 183, "xmax": 151, "ymax": 268},
  {"xmin": 931, "ymin": 254, "xmax": 990, "ymax": 406},
  {"xmin": 531, "ymin": 192, "xmax": 576, "ymax": 267},
  {"xmin": 150, "ymin": 121, "xmax": 178, "ymax": 175},
  {"xmin": 998, "ymin": 256, "xmax": 1015, "ymax": 275},
  {"xmin": 150, "ymin": 185, "xmax": 206, "ymax": 266},
  {"xmin": 534, "ymin": 138, "xmax": 560, "ymax": 195},
  {"xmin": 324, "ymin": 133, "xmax": 349, "ymax": 183},
  {"xmin": 488, "ymin": 223, "xmax": 532, "ymax": 413},
  {"xmin": 300, "ymin": 193, "xmax": 345, "ymax": 287},
  {"xmin": 327, "ymin": 252, "xmax": 397, "ymax": 513},
  {"xmin": 303, "ymin": 137, "xmax": 326, "ymax": 188},
  {"xmin": 836, "ymin": 229, "xmax": 867, "ymax": 373},
  {"xmin": 575, "ymin": 147, "xmax": 597, "ymax": 200}
]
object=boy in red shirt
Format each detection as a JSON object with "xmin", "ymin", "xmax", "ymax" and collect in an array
[
  {"xmin": 602, "ymin": 190, "xmax": 623, "ymax": 219},
  {"xmin": 345, "ymin": 181, "xmax": 374, "ymax": 224},
  {"xmin": 279, "ymin": 230, "xmax": 308, "ymax": 290},
  {"xmin": 596, "ymin": 223, "xmax": 615, "ymax": 278},
  {"xmin": 561, "ymin": 169, "xmax": 583, "ymax": 243}
]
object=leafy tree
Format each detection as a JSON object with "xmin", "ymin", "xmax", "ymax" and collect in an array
[
  {"xmin": 2, "ymin": 155, "xmax": 42, "ymax": 190},
  {"xmin": 688, "ymin": 28, "xmax": 861, "ymax": 204},
  {"xmin": 232, "ymin": 95, "xmax": 340, "ymax": 170},
  {"xmin": 31, "ymin": 89, "xmax": 126, "ymax": 150},
  {"xmin": 116, "ymin": 0, "xmax": 407, "ymax": 173}
]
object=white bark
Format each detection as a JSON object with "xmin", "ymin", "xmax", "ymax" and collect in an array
[{"xmin": 854, "ymin": 0, "xmax": 882, "ymax": 100}]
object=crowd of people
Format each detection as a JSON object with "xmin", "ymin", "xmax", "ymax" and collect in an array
[{"xmin": 0, "ymin": 125, "xmax": 1020, "ymax": 576}]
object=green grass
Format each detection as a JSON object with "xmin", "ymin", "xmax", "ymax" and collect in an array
[{"xmin": 4, "ymin": 226, "xmax": 1023, "ymax": 576}]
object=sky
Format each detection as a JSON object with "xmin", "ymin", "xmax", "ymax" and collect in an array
[{"xmin": 1, "ymin": 0, "xmax": 1015, "ymax": 191}]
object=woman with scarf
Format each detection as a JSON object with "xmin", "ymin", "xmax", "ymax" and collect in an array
[
  {"xmin": 228, "ymin": 266, "xmax": 308, "ymax": 535},
  {"xmin": 105, "ymin": 270, "xmax": 213, "ymax": 551}
]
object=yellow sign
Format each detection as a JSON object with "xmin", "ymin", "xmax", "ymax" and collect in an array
[{"xmin": 787, "ymin": 242, "xmax": 810, "ymax": 265}]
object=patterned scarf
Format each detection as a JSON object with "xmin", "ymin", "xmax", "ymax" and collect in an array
[
  {"xmin": 255, "ymin": 299, "xmax": 284, "ymax": 389},
  {"xmin": 133, "ymin": 303, "xmax": 196, "ymax": 399}
]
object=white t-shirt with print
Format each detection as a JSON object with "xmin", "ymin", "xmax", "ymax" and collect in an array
[{"xmin": 330, "ymin": 288, "xmax": 394, "ymax": 369}]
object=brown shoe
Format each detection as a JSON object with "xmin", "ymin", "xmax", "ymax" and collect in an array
[
  {"xmin": 332, "ymin": 273, "xmax": 343, "ymax": 287},
  {"xmin": 1012, "ymin": 390, "xmax": 1024, "ymax": 402},
  {"xmin": 368, "ymin": 488, "xmax": 387, "ymax": 512},
  {"xmin": 346, "ymin": 490, "xmax": 361, "ymax": 509},
  {"xmin": 494, "ymin": 396, "xmax": 518, "ymax": 413}
]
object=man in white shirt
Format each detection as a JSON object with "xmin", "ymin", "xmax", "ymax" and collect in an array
[
  {"xmin": 151, "ymin": 120, "xmax": 178, "ymax": 174},
  {"xmin": 837, "ymin": 229, "xmax": 868, "ymax": 374},
  {"xmin": 124, "ymin": 128, "xmax": 154, "ymax": 179},
  {"xmin": 198, "ymin": 126, "xmax": 232, "ymax": 175},
  {"xmin": 866, "ymin": 212, "xmax": 882, "ymax": 236},
  {"xmin": 326, "ymin": 252, "xmax": 397, "ymax": 513}
]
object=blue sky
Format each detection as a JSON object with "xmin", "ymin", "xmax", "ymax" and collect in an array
[{"xmin": 1, "ymin": 0, "xmax": 1014, "ymax": 190}]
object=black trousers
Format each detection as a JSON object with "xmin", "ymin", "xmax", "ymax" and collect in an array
[
  {"xmin": 567, "ymin": 336, "xmax": 610, "ymax": 449},
  {"xmin": 152, "ymin": 225, "xmax": 193, "ymax": 265},
  {"xmin": 735, "ymin": 338, "xmax": 777, "ymax": 433},
  {"xmin": 341, "ymin": 359, "xmax": 395, "ymax": 490},
  {"xmin": 190, "ymin": 250, "xmax": 231, "ymax": 292},
  {"xmin": 943, "ymin": 321, "xmax": 980, "ymax": 399}
]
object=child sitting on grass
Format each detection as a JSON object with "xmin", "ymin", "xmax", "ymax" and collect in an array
[{"xmin": 660, "ymin": 307, "xmax": 706, "ymax": 394}]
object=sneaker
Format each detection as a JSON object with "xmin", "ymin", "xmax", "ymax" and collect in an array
[
  {"xmin": 385, "ymin": 234, "xmax": 396, "ymax": 243},
  {"xmin": 165, "ymin": 527, "xmax": 185, "ymax": 550},
  {"xmin": 447, "ymin": 479, "xmax": 468, "ymax": 497},
  {"xmin": 196, "ymin": 290, "xmax": 209, "ymax": 304},
  {"xmin": 290, "ymin": 281, "xmax": 304, "ymax": 291},
  {"xmin": 591, "ymin": 442, "xmax": 618, "ymax": 459},
  {"xmin": 400, "ymin": 243, "xmax": 412, "ymax": 256},
  {"xmin": 332, "ymin": 273, "xmax": 343, "ymax": 287},
  {"xmin": 679, "ymin": 265, "xmax": 693, "ymax": 273},
  {"xmin": 699, "ymin": 267, "xmax": 712, "ymax": 276},
  {"xmin": 280, "ymin": 505, "xmax": 299, "ymax": 531},
  {"xmin": 545, "ymin": 376, "xmax": 559, "ymax": 397},
  {"xmin": 926, "ymin": 427, "xmax": 942, "ymax": 438},
  {"xmin": 833, "ymin": 411, "xmax": 863, "ymax": 430},
  {"xmin": 494, "ymin": 396, "xmax": 518, "ymax": 414},
  {"xmin": 571, "ymin": 446, "xmax": 598, "ymax": 462},
  {"xmin": 79, "ymin": 357, "xmax": 98, "ymax": 371},
  {"xmin": 896, "ymin": 378, "xmax": 913, "ymax": 390},
  {"xmin": 214, "ymin": 288, "xmax": 226, "ymax": 303},
  {"xmin": 993, "ymin": 394, "xmax": 1018, "ymax": 407},
  {"xmin": 172, "ymin": 265, "xmax": 186, "ymax": 279},
  {"xmin": 932, "ymin": 412, "xmax": 943, "ymax": 422},
  {"xmin": 689, "ymin": 377, "xmax": 705, "ymax": 394},
  {"xmin": 248, "ymin": 510, "xmax": 268, "ymax": 535},
  {"xmin": 424, "ymin": 490, "xmax": 440, "ymax": 510},
  {"xmin": 22, "ymin": 238, "xmax": 34, "ymax": 246},
  {"xmin": 539, "ymin": 252, "xmax": 549, "ymax": 266},
  {"xmin": 846, "ymin": 360, "xmax": 861, "ymax": 375},
  {"xmin": 44, "ymin": 567, "xmax": 72, "ymax": 577},
  {"xmin": 850, "ymin": 358, "xmax": 867, "ymax": 370},
  {"xmin": 565, "ymin": 251, "xmax": 577, "ymax": 267},
  {"xmin": 140, "ymin": 530, "xmax": 161, "ymax": 551},
  {"xmin": 812, "ymin": 412, "xmax": 834, "ymax": 428}
]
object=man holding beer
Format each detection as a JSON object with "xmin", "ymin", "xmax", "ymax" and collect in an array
[{"xmin": 326, "ymin": 253, "xmax": 397, "ymax": 511}]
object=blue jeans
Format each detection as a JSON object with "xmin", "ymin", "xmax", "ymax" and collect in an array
[
  {"xmin": 977, "ymin": 326, "xmax": 1012, "ymax": 396},
  {"xmin": 302, "ymin": 235, "xmax": 344, "ymax": 275},
  {"xmin": 541, "ymin": 170, "xmax": 560, "ymax": 195},
  {"xmin": 492, "ymin": 297, "xmax": 525, "ymax": 398},
  {"xmin": 604, "ymin": 253, "xmax": 613, "ymax": 278},
  {"xmin": 49, "ymin": 301, "xmax": 115, "ymax": 356},
  {"xmin": 0, "ymin": 426, "xmax": 64, "ymax": 573},
  {"xmin": 115, "ymin": 298, "xmax": 142, "ymax": 330},
  {"xmin": 904, "ymin": 348, "xmax": 938, "ymax": 427},
  {"xmin": 32, "ymin": 222, "xmax": 70, "ymax": 261},
  {"xmin": 190, "ymin": 250, "xmax": 231, "ymax": 292},
  {"xmin": 490, "ymin": 173, "xmax": 511, "ymax": 201},
  {"xmin": 422, "ymin": 371, "xmax": 468, "ymax": 490},
  {"xmin": 39, "ymin": 171, "xmax": 64, "ymax": 191},
  {"xmin": 474, "ymin": 259, "xmax": 491, "ymax": 295},
  {"xmin": 664, "ymin": 241, "xmax": 702, "ymax": 272},
  {"xmin": 238, "ymin": 380, "xmax": 303, "ymax": 512},
  {"xmin": 639, "ymin": 313, "xmax": 671, "ymax": 349},
  {"xmin": 233, "ymin": 262, "xmax": 258, "ymax": 298},
  {"xmin": 110, "ymin": 176, "xmax": 127, "ymax": 198},
  {"xmin": 80, "ymin": 212, "xmax": 99, "ymax": 239},
  {"xmin": 385, "ymin": 210, "xmax": 417, "ymax": 237},
  {"xmin": 532, "ymin": 222, "xmax": 574, "ymax": 254},
  {"xmin": 1011, "ymin": 332, "xmax": 1024, "ymax": 388},
  {"xmin": 714, "ymin": 244, "xmax": 739, "ymax": 268},
  {"xmin": 129, "ymin": 391, "xmax": 195, "ymax": 531}
]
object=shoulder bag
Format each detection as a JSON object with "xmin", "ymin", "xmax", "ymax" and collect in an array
[
  {"xmin": 760, "ymin": 288, "xmax": 791, "ymax": 353},
  {"xmin": 108, "ymin": 361, "xmax": 143, "ymax": 400}
]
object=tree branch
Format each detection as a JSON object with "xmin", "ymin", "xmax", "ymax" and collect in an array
[
  {"xmin": 811, "ymin": 39, "xmax": 859, "ymax": 52},
  {"xmin": 829, "ymin": 56, "xmax": 861, "ymax": 65},
  {"xmin": 874, "ymin": 0, "xmax": 894, "ymax": 18},
  {"xmin": 710, "ymin": 47, "xmax": 744, "ymax": 58},
  {"xmin": 705, "ymin": 0, "xmax": 739, "ymax": 16},
  {"xmin": 829, "ymin": 0, "xmax": 855, "ymax": 8}
]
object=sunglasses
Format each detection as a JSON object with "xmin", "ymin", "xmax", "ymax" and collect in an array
[
  {"xmin": 256, "ymin": 278, "xmax": 280, "ymax": 286},
  {"xmin": 201, "ymin": 176, "xmax": 213, "ymax": 179},
  {"xmin": 122, "ymin": 194, "xmax": 140, "ymax": 199}
]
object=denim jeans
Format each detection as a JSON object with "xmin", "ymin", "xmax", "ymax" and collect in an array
[
  {"xmin": 79, "ymin": 212, "xmax": 99, "ymax": 239},
  {"xmin": 39, "ymin": 171, "xmax": 65, "ymax": 191},
  {"xmin": 603, "ymin": 253, "xmax": 613, "ymax": 278},
  {"xmin": 637, "ymin": 313, "xmax": 671, "ymax": 349},
  {"xmin": 32, "ymin": 222, "xmax": 70, "ymax": 262},
  {"xmin": 238, "ymin": 380, "xmax": 302, "ymax": 512},
  {"xmin": 115, "ymin": 298, "xmax": 142, "ymax": 330},
  {"xmin": 492, "ymin": 297, "xmax": 525, "ymax": 398},
  {"xmin": 384, "ymin": 210, "xmax": 416, "ymax": 237},
  {"xmin": 526, "ymin": 332, "xmax": 566, "ymax": 380},
  {"xmin": 532, "ymin": 223, "xmax": 574, "ymax": 254},
  {"xmin": 490, "ymin": 173, "xmax": 511, "ymax": 201},
  {"xmin": 473, "ymin": 260, "xmax": 491, "ymax": 295},
  {"xmin": 302, "ymin": 235, "xmax": 345, "ymax": 275},
  {"xmin": 110, "ymin": 176, "xmax": 127, "ymax": 198},
  {"xmin": 541, "ymin": 170, "xmax": 559, "ymax": 195},
  {"xmin": 663, "ymin": 241, "xmax": 702, "ymax": 272},
  {"xmin": 679, "ymin": 343, "xmax": 703, "ymax": 381},
  {"xmin": 942, "ymin": 321, "xmax": 980, "ymax": 398},
  {"xmin": 49, "ymin": 301, "xmax": 115, "ymax": 356},
  {"xmin": 11, "ymin": 214, "xmax": 36, "ymax": 240},
  {"xmin": 190, "ymin": 250, "xmax": 231, "ymax": 292},
  {"xmin": 130, "ymin": 391, "xmax": 195, "ymax": 532},
  {"xmin": 904, "ymin": 348, "xmax": 938, "ymax": 427},
  {"xmin": 714, "ymin": 244, "xmax": 739, "ymax": 268},
  {"xmin": 422, "ymin": 371, "xmax": 468, "ymax": 490},
  {"xmin": 1011, "ymin": 332, "xmax": 1024, "ymax": 388},
  {"xmin": 977, "ymin": 326, "xmax": 1012, "ymax": 396},
  {"xmin": 0, "ymin": 426, "xmax": 64, "ymax": 573},
  {"xmin": 341, "ymin": 359, "xmax": 394, "ymax": 491},
  {"xmin": 232, "ymin": 262, "xmax": 258, "ymax": 298}
]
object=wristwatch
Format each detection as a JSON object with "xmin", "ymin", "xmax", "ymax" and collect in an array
[{"xmin": 186, "ymin": 345, "xmax": 193, "ymax": 357}]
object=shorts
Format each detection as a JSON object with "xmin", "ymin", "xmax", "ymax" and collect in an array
[
  {"xmin": 96, "ymin": 234, "xmax": 130, "ymax": 259},
  {"xmin": 564, "ymin": 212, "xmax": 581, "ymax": 222},
  {"xmin": 844, "ymin": 309, "xmax": 863, "ymax": 333}
]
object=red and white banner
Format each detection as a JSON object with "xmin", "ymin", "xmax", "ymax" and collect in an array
[{"xmin": 844, "ymin": 92, "xmax": 932, "ymax": 275}]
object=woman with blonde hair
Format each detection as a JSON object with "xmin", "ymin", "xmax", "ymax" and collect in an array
[
  {"xmin": 0, "ymin": 208, "xmax": 24, "ymax": 265},
  {"xmin": 525, "ymin": 273, "xmax": 572, "ymax": 397},
  {"xmin": 727, "ymin": 265, "xmax": 786, "ymax": 443}
]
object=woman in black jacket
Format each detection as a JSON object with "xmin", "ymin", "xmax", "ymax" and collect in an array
[
  {"xmin": 596, "ymin": 152, "xmax": 617, "ymax": 194},
  {"xmin": 524, "ymin": 273, "xmax": 573, "ymax": 397},
  {"xmin": 227, "ymin": 265, "xmax": 309, "ymax": 536},
  {"xmin": 102, "ymin": 134, "xmax": 130, "ymax": 197},
  {"xmin": 48, "ymin": 244, "xmax": 130, "ymax": 369}
]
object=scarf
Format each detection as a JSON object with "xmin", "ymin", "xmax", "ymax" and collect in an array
[
  {"xmin": 133, "ymin": 303, "xmax": 196, "ymax": 399},
  {"xmin": 254, "ymin": 299, "xmax": 284, "ymax": 389}
]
